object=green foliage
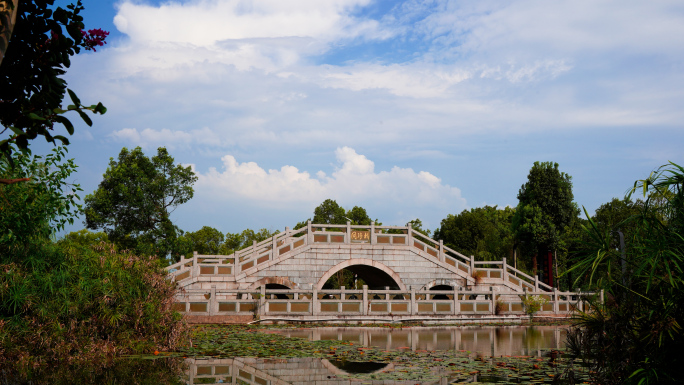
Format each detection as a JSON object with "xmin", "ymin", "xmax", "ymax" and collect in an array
[
  {"xmin": 0, "ymin": 240, "xmax": 187, "ymax": 364},
  {"xmin": 61, "ymin": 228, "xmax": 109, "ymax": 247},
  {"xmin": 406, "ymin": 218, "xmax": 430, "ymax": 236},
  {"xmin": 0, "ymin": 145, "xmax": 81, "ymax": 258},
  {"xmin": 0, "ymin": 149, "xmax": 186, "ymax": 364},
  {"xmin": 512, "ymin": 162, "xmax": 578, "ymax": 280},
  {"xmin": 346, "ymin": 205, "xmax": 373, "ymax": 225},
  {"xmin": 84, "ymin": 147, "xmax": 197, "ymax": 259},
  {"xmin": 295, "ymin": 199, "xmax": 380, "ymax": 229},
  {"xmin": 312, "ymin": 198, "xmax": 347, "ymax": 224},
  {"xmin": 520, "ymin": 295, "xmax": 548, "ymax": 318},
  {"xmin": 0, "ymin": 0, "xmax": 107, "ymax": 164},
  {"xmin": 513, "ymin": 162, "xmax": 578, "ymax": 253},
  {"xmin": 183, "ymin": 226, "xmax": 225, "ymax": 255},
  {"xmin": 433, "ymin": 206, "xmax": 515, "ymax": 261},
  {"xmin": 222, "ymin": 228, "xmax": 280, "ymax": 254},
  {"xmin": 566, "ymin": 161, "xmax": 684, "ymax": 385}
]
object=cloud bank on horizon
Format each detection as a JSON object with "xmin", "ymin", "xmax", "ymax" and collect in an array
[{"xmin": 57, "ymin": 0, "xmax": 684, "ymax": 232}]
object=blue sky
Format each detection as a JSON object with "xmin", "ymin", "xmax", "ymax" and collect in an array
[{"xmin": 29, "ymin": 0, "xmax": 684, "ymax": 235}]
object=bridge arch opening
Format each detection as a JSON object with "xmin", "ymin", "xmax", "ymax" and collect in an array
[
  {"xmin": 317, "ymin": 260, "xmax": 407, "ymax": 291},
  {"xmin": 430, "ymin": 284, "xmax": 453, "ymax": 300}
]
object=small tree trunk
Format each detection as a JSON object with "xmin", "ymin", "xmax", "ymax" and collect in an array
[
  {"xmin": 554, "ymin": 250, "xmax": 559, "ymax": 288},
  {"xmin": 0, "ymin": 0, "xmax": 19, "ymax": 66}
]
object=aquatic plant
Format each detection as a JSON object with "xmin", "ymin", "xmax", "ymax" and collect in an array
[{"xmin": 567, "ymin": 161, "xmax": 684, "ymax": 384}]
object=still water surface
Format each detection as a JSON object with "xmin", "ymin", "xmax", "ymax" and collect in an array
[
  {"xmin": 3, "ymin": 326, "xmax": 569, "ymax": 384},
  {"xmin": 186, "ymin": 326, "xmax": 568, "ymax": 384}
]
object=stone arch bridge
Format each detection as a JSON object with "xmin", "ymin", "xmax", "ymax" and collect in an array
[
  {"xmin": 167, "ymin": 223, "xmax": 593, "ymax": 322},
  {"xmin": 168, "ymin": 222, "xmax": 551, "ymax": 293}
]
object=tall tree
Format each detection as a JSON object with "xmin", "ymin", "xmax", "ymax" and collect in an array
[
  {"xmin": 84, "ymin": 147, "xmax": 197, "ymax": 258},
  {"xmin": 512, "ymin": 161, "xmax": 578, "ymax": 283}
]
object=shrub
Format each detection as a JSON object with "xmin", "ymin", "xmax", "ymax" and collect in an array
[
  {"xmin": 0, "ymin": 147, "xmax": 186, "ymax": 365},
  {"xmin": 520, "ymin": 295, "xmax": 548, "ymax": 319},
  {"xmin": 0, "ymin": 240, "xmax": 187, "ymax": 364}
]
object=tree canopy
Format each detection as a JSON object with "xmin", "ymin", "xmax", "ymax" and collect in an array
[
  {"xmin": 433, "ymin": 205, "xmax": 514, "ymax": 261},
  {"xmin": 0, "ymin": 145, "xmax": 81, "ymax": 259},
  {"xmin": 512, "ymin": 161, "xmax": 578, "ymax": 258},
  {"xmin": 83, "ymin": 147, "xmax": 197, "ymax": 258},
  {"xmin": 0, "ymin": 0, "xmax": 107, "ymax": 163}
]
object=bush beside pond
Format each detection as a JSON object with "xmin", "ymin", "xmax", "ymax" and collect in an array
[{"xmin": 0, "ymin": 240, "xmax": 187, "ymax": 365}]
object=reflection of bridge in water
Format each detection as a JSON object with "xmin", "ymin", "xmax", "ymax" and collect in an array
[
  {"xmin": 168, "ymin": 223, "xmax": 599, "ymax": 322},
  {"xmin": 269, "ymin": 326, "xmax": 566, "ymax": 357},
  {"xmin": 185, "ymin": 357, "xmax": 402, "ymax": 385},
  {"xmin": 184, "ymin": 326, "xmax": 566, "ymax": 384}
]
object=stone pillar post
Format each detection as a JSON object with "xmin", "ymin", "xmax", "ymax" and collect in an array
[
  {"xmin": 363, "ymin": 285, "xmax": 368, "ymax": 315},
  {"xmin": 453, "ymin": 286, "xmax": 459, "ymax": 315},
  {"xmin": 260, "ymin": 285, "xmax": 266, "ymax": 316},
  {"xmin": 470, "ymin": 255, "xmax": 475, "ymax": 275},
  {"xmin": 271, "ymin": 235, "xmax": 277, "ymax": 258},
  {"xmin": 307, "ymin": 220, "xmax": 313, "ymax": 245},
  {"xmin": 252, "ymin": 240, "xmax": 257, "ymax": 260},
  {"xmin": 410, "ymin": 287, "xmax": 417, "ymax": 315},
  {"xmin": 346, "ymin": 221, "xmax": 351, "ymax": 244},
  {"xmin": 210, "ymin": 285, "xmax": 217, "ymax": 316},
  {"xmin": 502, "ymin": 257, "xmax": 508, "ymax": 283},
  {"xmin": 439, "ymin": 240, "xmax": 445, "ymax": 263},
  {"xmin": 407, "ymin": 222, "xmax": 413, "ymax": 246},
  {"xmin": 370, "ymin": 221, "xmax": 376, "ymax": 245},
  {"xmin": 553, "ymin": 287, "xmax": 559, "ymax": 314},
  {"xmin": 312, "ymin": 288, "xmax": 319, "ymax": 315},
  {"xmin": 534, "ymin": 275, "xmax": 539, "ymax": 291},
  {"xmin": 490, "ymin": 287, "xmax": 496, "ymax": 315}
]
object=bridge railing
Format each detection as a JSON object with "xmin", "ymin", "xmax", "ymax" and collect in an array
[
  {"xmin": 174, "ymin": 286, "xmax": 601, "ymax": 318},
  {"xmin": 166, "ymin": 221, "xmax": 555, "ymax": 292}
]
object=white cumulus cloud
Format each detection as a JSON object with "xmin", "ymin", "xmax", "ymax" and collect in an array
[{"xmin": 195, "ymin": 146, "xmax": 467, "ymax": 211}]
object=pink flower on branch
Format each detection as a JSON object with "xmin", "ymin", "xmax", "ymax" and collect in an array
[{"xmin": 81, "ymin": 28, "xmax": 110, "ymax": 52}]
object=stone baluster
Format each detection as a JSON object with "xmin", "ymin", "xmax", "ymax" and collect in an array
[
  {"xmin": 439, "ymin": 240, "xmax": 445, "ymax": 263},
  {"xmin": 312, "ymin": 288, "xmax": 319, "ymax": 316},
  {"xmin": 346, "ymin": 221, "xmax": 351, "ymax": 244},
  {"xmin": 260, "ymin": 285, "xmax": 266, "ymax": 316},
  {"xmin": 210, "ymin": 285, "xmax": 217, "ymax": 316},
  {"xmin": 407, "ymin": 222, "xmax": 413, "ymax": 246}
]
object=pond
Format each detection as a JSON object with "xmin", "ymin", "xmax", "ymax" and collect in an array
[
  {"xmin": 183, "ymin": 325, "xmax": 571, "ymax": 384},
  {"xmin": 4, "ymin": 325, "xmax": 585, "ymax": 384}
]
